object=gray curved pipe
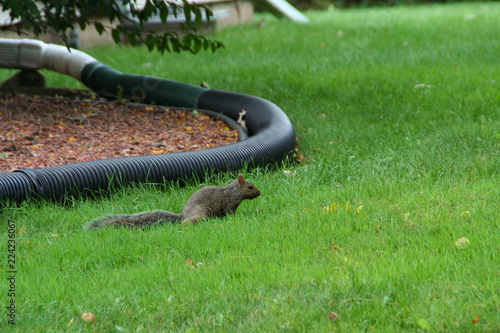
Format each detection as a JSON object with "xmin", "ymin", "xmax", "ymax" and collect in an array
[{"xmin": 0, "ymin": 39, "xmax": 295, "ymax": 203}]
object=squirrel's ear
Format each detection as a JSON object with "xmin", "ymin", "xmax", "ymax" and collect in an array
[{"xmin": 238, "ymin": 173, "xmax": 244, "ymax": 184}]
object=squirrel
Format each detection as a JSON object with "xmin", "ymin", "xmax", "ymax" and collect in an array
[{"xmin": 87, "ymin": 173, "xmax": 260, "ymax": 229}]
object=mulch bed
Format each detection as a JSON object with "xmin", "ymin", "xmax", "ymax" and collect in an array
[{"xmin": 0, "ymin": 92, "xmax": 238, "ymax": 172}]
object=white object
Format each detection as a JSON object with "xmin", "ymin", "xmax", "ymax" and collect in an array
[
  {"xmin": 237, "ymin": 109, "xmax": 248, "ymax": 131},
  {"xmin": 262, "ymin": 0, "xmax": 309, "ymax": 23},
  {"xmin": 0, "ymin": 38, "xmax": 97, "ymax": 80}
]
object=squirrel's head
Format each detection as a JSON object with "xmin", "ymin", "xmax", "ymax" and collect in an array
[{"xmin": 238, "ymin": 173, "xmax": 260, "ymax": 199}]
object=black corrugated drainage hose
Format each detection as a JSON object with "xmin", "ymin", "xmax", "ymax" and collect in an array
[{"xmin": 0, "ymin": 39, "xmax": 295, "ymax": 204}]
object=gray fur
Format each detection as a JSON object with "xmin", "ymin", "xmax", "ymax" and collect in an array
[{"xmin": 86, "ymin": 210, "xmax": 180, "ymax": 229}]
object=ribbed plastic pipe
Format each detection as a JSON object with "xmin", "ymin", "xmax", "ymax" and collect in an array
[
  {"xmin": 0, "ymin": 38, "xmax": 295, "ymax": 203},
  {"xmin": 0, "ymin": 38, "xmax": 97, "ymax": 79}
]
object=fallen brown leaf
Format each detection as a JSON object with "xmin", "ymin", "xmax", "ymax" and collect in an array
[
  {"xmin": 328, "ymin": 312, "xmax": 339, "ymax": 322},
  {"xmin": 81, "ymin": 312, "xmax": 96, "ymax": 323}
]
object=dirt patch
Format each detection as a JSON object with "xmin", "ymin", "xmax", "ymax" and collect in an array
[{"xmin": 0, "ymin": 92, "xmax": 238, "ymax": 172}]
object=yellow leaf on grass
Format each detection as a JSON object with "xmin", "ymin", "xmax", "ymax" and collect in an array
[{"xmin": 455, "ymin": 237, "xmax": 470, "ymax": 249}]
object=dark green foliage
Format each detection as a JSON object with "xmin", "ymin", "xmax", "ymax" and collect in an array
[{"xmin": 1, "ymin": 0, "xmax": 224, "ymax": 54}]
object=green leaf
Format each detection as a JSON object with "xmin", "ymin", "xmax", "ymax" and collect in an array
[
  {"xmin": 94, "ymin": 22, "xmax": 105, "ymax": 35},
  {"xmin": 171, "ymin": 5, "xmax": 179, "ymax": 18},
  {"xmin": 171, "ymin": 38, "xmax": 181, "ymax": 53},
  {"xmin": 145, "ymin": 35, "xmax": 155, "ymax": 51},
  {"xmin": 156, "ymin": 1, "xmax": 169, "ymax": 23},
  {"xmin": 159, "ymin": 9, "xmax": 168, "ymax": 24},
  {"xmin": 193, "ymin": 38, "xmax": 202, "ymax": 54},
  {"xmin": 205, "ymin": 8, "xmax": 213, "ymax": 22},
  {"xmin": 108, "ymin": 10, "xmax": 116, "ymax": 23},
  {"xmin": 116, "ymin": 84, "xmax": 123, "ymax": 98},
  {"xmin": 111, "ymin": 29, "xmax": 121, "ymax": 44},
  {"xmin": 194, "ymin": 7, "xmax": 202, "ymax": 27},
  {"xmin": 160, "ymin": 36, "xmax": 170, "ymax": 53},
  {"xmin": 127, "ymin": 32, "xmax": 137, "ymax": 46},
  {"xmin": 78, "ymin": 19, "xmax": 87, "ymax": 31},
  {"xmin": 142, "ymin": 0, "xmax": 155, "ymax": 19},
  {"xmin": 417, "ymin": 318, "xmax": 432, "ymax": 331},
  {"xmin": 184, "ymin": 4, "xmax": 192, "ymax": 24}
]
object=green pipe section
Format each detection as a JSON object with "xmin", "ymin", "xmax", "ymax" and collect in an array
[{"xmin": 80, "ymin": 62, "xmax": 207, "ymax": 108}]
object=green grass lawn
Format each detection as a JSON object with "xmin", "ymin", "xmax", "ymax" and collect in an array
[{"xmin": 1, "ymin": 2, "xmax": 500, "ymax": 331}]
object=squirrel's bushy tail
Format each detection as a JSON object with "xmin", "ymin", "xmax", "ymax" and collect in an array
[{"xmin": 87, "ymin": 210, "xmax": 181, "ymax": 230}]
